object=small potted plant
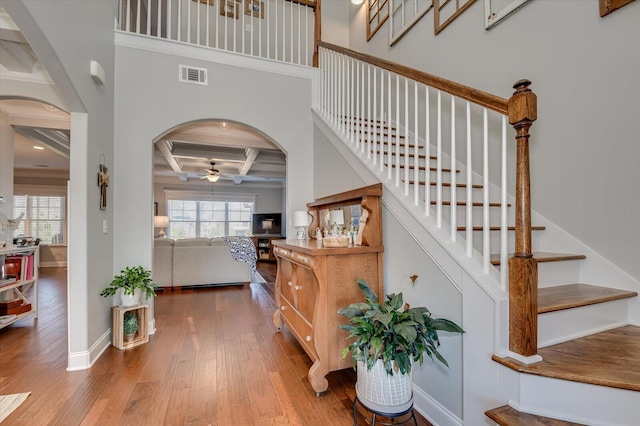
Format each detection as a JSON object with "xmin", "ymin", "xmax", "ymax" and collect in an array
[
  {"xmin": 123, "ymin": 311, "xmax": 139, "ymax": 343},
  {"xmin": 100, "ymin": 266, "xmax": 157, "ymax": 307},
  {"xmin": 339, "ymin": 279, "xmax": 464, "ymax": 413}
]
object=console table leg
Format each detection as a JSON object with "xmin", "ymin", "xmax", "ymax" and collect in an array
[
  {"xmin": 272, "ymin": 309, "xmax": 283, "ymax": 331},
  {"xmin": 308, "ymin": 359, "xmax": 329, "ymax": 395}
]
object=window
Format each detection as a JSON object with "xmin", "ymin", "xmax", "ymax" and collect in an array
[
  {"xmin": 167, "ymin": 198, "xmax": 253, "ymax": 238},
  {"xmin": 13, "ymin": 195, "xmax": 66, "ymax": 244}
]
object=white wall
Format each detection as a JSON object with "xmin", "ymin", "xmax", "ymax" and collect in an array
[
  {"xmin": 5, "ymin": 1, "xmax": 117, "ymax": 364},
  {"xmin": 114, "ymin": 42, "xmax": 314, "ymax": 279},
  {"xmin": 344, "ymin": 0, "xmax": 640, "ymax": 281}
]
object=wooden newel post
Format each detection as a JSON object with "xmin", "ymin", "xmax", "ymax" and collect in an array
[
  {"xmin": 313, "ymin": 0, "xmax": 322, "ymax": 68},
  {"xmin": 507, "ymin": 79, "xmax": 539, "ymax": 357}
]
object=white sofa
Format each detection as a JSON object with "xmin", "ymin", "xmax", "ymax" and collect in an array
[{"xmin": 153, "ymin": 237, "xmax": 253, "ymax": 288}]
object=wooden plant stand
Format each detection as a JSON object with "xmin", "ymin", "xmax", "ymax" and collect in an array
[{"xmin": 111, "ymin": 304, "xmax": 149, "ymax": 350}]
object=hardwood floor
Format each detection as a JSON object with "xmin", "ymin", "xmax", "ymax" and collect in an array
[{"xmin": 0, "ymin": 266, "xmax": 432, "ymax": 425}]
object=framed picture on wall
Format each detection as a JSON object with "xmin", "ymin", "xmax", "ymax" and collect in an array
[
  {"xmin": 220, "ymin": 0, "xmax": 240, "ymax": 19},
  {"xmin": 244, "ymin": 0, "xmax": 264, "ymax": 19}
]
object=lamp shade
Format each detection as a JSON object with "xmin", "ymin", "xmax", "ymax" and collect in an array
[
  {"xmin": 293, "ymin": 211, "xmax": 309, "ymax": 227},
  {"xmin": 154, "ymin": 215, "xmax": 169, "ymax": 228},
  {"xmin": 262, "ymin": 220, "xmax": 273, "ymax": 230},
  {"xmin": 329, "ymin": 210, "xmax": 345, "ymax": 226}
]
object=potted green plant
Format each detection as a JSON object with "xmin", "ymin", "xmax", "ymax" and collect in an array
[
  {"xmin": 339, "ymin": 279, "xmax": 464, "ymax": 412},
  {"xmin": 123, "ymin": 311, "xmax": 139, "ymax": 343},
  {"xmin": 100, "ymin": 266, "xmax": 157, "ymax": 307}
]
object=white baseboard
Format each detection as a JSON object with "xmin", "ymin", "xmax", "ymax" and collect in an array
[
  {"xmin": 413, "ymin": 385, "xmax": 462, "ymax": 426},
  {"xmin": 40, "ymin": 261, "xmax": 67, "ymax": 268},
  {"xmin": 66, "ymin": 329, "xmax": 111, "ymax": 371}
]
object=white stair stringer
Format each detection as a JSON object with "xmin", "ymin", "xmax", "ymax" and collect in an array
[{"xmin": 497, "ymin": 364, "xmax": 639, "ymax": 426}]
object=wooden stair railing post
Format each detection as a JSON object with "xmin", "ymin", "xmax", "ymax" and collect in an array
[
  {"xmin": 507, "ymin": 79, "xmax": 538, "ymax": 357},
  {"xmin": 313, "ymin": 0, "xmax": 321, "ymax": 67}
]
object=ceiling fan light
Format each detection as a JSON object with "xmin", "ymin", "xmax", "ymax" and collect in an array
[
  {"xmin": 351, "ymin": 0, "xmax": 364, "ymax": 5},
  {"xmin": 206, "ymin": 174, "xmax": 220, "ymax": 183}
]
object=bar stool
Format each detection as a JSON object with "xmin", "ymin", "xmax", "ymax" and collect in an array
[{"xmin": 353, "ymin": 395, "xmax": 418, "ymax": 426}]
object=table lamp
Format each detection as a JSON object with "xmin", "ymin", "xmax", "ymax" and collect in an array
[
  {"xmin": 262, "ymin": 219, "xmax": 273, "ymax": 234},
  {"xmin": 293, "ymin": 211, "xmax": 309, "ymax": 239},
  {"xmin": 154, "ymin": 215, "xmax": 169, "ymax": 238}
]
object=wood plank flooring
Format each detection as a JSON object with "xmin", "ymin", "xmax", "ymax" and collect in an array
[{"xmin": 0, "ymin": 265, "xmax": 432, "ymax": 425}]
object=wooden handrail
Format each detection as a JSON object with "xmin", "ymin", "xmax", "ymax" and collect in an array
[{"xmin": 317, "ymin": 41, "xmax": 509, "ymax": 115}]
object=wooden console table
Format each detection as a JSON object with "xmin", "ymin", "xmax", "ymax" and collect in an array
[{"xmin": 272, "ymin": 184, "xmax": 384, "ymax": 395}]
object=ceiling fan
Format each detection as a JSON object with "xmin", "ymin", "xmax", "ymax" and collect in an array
[{"xmin": 200, "ymin": 162, "xmax": 221, "ymax": 183}]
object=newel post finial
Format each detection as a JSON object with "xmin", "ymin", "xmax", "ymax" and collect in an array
[{"xmin": 509, "ymin": 79, "xmax": 537, "ymax": 126}]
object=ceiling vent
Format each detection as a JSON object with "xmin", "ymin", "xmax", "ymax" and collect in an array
[{"xmin": 179, "ymin": 65, "xmax": 207, "ymax": 85}]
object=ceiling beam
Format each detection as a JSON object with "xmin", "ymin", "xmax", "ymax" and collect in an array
[
  {"xmin": 171, "ymin": 144, "xmax": 248, "ymax": 162},
  {"xmin": 167, "ymin": 129, "xmax": 279, "ymax": 150},
  {"xmin": 155, "ymin": 140, "xmax": 190, "ymax": 182},
  {"xmin": 233, "ymin": 148, "xmax": 260, "ymax": 184},
  {"xmin": 14, "ymin": 127, "xmax": 69, "ymax": 159}
]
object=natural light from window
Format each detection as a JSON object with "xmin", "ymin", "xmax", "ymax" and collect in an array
[
  {"xmin": 167, "ymin": 199, "xmax": 253, "ymax": 239},
  {"xmin": 13, "ymin": 195, "xmax": 66, "ymax": 244}
]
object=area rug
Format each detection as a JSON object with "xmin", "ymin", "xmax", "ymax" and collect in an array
[{"xmin": 0, "ymin": 392, "xmax": 31, "ymax": 423}]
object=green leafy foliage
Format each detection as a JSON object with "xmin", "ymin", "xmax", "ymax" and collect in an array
[
  {"xmin": 99, "ymin": 266, "xmax": 157, "ymax": 299},
  {"xmin": 123, "ymin": 311, "xmax": 138, "ymax": 335},
  {"xmin": 338, "ymin": 279, "xmax": 464, "ymax": 376}
]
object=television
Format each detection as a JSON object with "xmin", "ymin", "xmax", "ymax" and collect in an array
[{"xmin": 252, "ymin": 213, "xmax": 282, "ymax": 236}]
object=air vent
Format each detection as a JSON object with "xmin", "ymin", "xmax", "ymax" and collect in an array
[{"xmin": 179, "ymin": 65, "xmax": 207, "ymax": 85}]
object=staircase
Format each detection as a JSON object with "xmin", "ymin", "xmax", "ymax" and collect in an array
[{"xmin": 316, "ymin": 42, "xmax": 640, "ymax": 425}]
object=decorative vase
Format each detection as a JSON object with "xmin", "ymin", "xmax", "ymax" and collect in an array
[
  {"xmin": 355, "ymin": 360, "xmax": 413, "ymax": 414},
  {"xmin": 120, "ymin": 288, "xmax": 142, "ymax": 307}
]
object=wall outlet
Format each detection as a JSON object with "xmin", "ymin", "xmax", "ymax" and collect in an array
[
  {"xmin": 103, "ymin": 219, "xmax": 108, "ymax": 234},
  {"xmin": 245, "ymin": 23, "xmax": 252, "ymax": 32}
]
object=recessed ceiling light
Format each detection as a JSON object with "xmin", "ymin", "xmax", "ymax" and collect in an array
[
  {"xmin": 44, "ymin": 105, "xmax": 58, "ymax": 112},
  {"xmin": 33, "ymin": 146, "xmax": 45, "ymax": 150}
]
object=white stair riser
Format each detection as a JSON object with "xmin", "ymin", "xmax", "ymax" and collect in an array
[
  {"xmin": 538, "ymin": 299, "xmax": 630, "ymax": 348},
  {"xmin": 516, "ymin": 373, "xmax": 638, "ymax": 426},
  {"xmin": 537, "ymin": 260, "xmax": 582, "ymax": 288}
]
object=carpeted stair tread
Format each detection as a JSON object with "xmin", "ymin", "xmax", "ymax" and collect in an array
[{"xmin": 538, "ymin": 283, "xmax": 638, "ymax": 314}]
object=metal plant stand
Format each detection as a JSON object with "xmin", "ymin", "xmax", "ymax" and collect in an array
[{"xmin": 353, "ymin": 396, "xmax": 418, "ymax": 426}]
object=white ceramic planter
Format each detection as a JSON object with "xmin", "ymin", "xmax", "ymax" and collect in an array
[
  {"xmin": 356, "ymin": 359, "xmax": 413, "ymax": 414},
  {"xmin": 120, "ymin": 288, "xmax": 142, "ymax": 307}
]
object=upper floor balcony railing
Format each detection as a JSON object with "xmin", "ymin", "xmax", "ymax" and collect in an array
[{"xmin": 117, "ymin": 0, "xmax": 319, "ymax": 67}]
